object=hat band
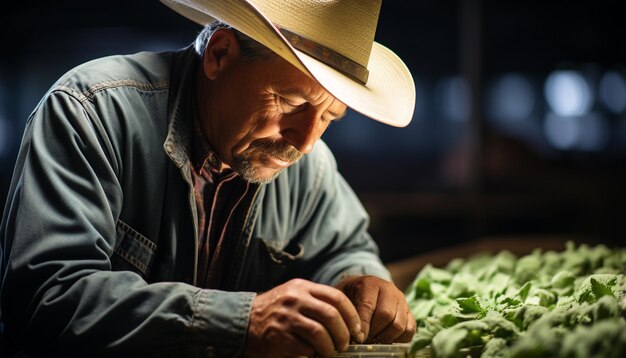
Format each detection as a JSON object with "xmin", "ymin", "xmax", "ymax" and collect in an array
[{"xmin": 277, "ymin": 26, "xmax": 369, "ymax": 85}]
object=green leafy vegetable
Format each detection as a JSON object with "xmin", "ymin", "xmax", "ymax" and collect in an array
[
  {"xmin": 406, "ymin": 242, "xmax": 626, "ymax": 357},
  {"xmin": 457, "ymin": 296, "xmax": 485, "ymax": 315}
]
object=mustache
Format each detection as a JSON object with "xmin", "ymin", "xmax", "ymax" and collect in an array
[{"xmin": 248, "ymin": 139, "xmax": 303, "ymax": 162}]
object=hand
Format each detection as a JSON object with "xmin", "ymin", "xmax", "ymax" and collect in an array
[
  {"xmin": 335, "ymin": 275, "xmax": 416, "ymax": 344},
  {"xmin": 244, "ymin": 278, "xmax": 362, "ymax": 358}
]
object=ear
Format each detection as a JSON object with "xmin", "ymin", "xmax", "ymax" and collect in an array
[{"xmin": 202, "ymin": 28, "xmax": 240, "ymax": 80}]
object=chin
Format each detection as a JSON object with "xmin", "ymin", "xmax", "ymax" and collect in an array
[
  {"xmin": 232, "ymin": 152, "xmax": 299, "ymax": 184},
  {"xmin": 237, "ymin": 164, "xmax": 285, "ymax": 184}
]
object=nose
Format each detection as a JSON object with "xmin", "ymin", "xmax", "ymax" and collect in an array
[{"xmin": 280, "ymin": 109, "xmax": 326, "ymax": 154}]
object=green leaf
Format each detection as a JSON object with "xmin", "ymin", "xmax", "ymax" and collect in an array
[
  {"xmin": 432, "ymin": 327, "xmax": 468, "ymax": 358},
  {"xmin": 428, "ymin": 266, "xmax": 453, "ymax": 284},
  {"xmin": 514, "ymin": 255, "xmax": 541, "ymax": 284},
  {"xmin": 404, "ymin": 244, "xmax": 626, "ymax": 358},
  {"xmin": 408, "ymin": 328, "xmax": 434, "ymax": 353},
  {"xmin": 440, "ymin": 313, "xmax": 460, "ymax": 328},
  {"xmin": 487, "ymin": 273, "xmax": 511, "ymax": 297},
  {"xmin": 517, "ymin": 282, "xmax": 532, "ymax": 302},
  {"xmin": 527, "ymin": 288, "xmax": 556, "ymax": 307},
  {"xmin": 413, "ymin": 277, "xmax": 432, "ymax": 299},
  {"xmin": 457, "ymin": 296, "xmax": 485, "ymax": 314},
  {"xmin": 410, "ymin": 299, "xmax": 436, "ymax": 321},
  {"xmin": 499, "ymin": 296, "xmax": 521, "ymax": 308},
  {"xmin": 551, "ymin": 270, "xmax": 575, "ymax": 289},
  {"xmin": 576, "ymin": 274, "xmax": 619, "ymax": 303},
  {"xmin": 482, "ymin": 337, "xmax": 508, "ymax": 358},
  {"xmin": 446, "ymin": 272, "xmax": 476, "ymax": 298},
  {"xmin": 590, "ymin": 278, "xmax": 614, "ymax": 300}
]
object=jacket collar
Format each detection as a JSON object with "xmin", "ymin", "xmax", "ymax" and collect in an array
[
  {"xmin": 190, "ymin": 92, "xmax": 227, "ymax": 175},
  {"xmin": 163, "ymin": 45, "xmax": 199, "ymax": 169}
]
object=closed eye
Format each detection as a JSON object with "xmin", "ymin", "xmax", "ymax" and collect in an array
[
  {"xmin": 278, "ymin": 95, "xmax": 308, "ymax": 114},
  {"xmin": 325, "ymin": 108, "xmax": 347, "ymax": 122}
]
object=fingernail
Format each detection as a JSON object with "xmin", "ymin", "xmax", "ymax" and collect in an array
[{"xmin": 356, "ymin": 332, "xmax": 365, "ymax": 343}]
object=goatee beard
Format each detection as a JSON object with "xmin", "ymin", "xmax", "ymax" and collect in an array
[{"xmin": 232, "ymin": 140, "xmax": 303, "ymax": 184}]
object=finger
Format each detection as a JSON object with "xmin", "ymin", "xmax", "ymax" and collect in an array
[
  {"xmin": 272, "ymin": 332, "xmax": 315, "ymax": 357},
  {"xmin": 348, "ymin": 281, "xmax": 380, "ymax": 342},
  {"xmin": 395, "ymin": 310, "xmax": 417, "ymax": 343},
  {"xmin": 278, "ymin": 333, "xmax": 317, "ymax": 358},
  {"xmin": 372, "ymin": 301, "xmax": 407, "ymax": 343},
  {"xmin": 300, "ymin": 299, "xmax": 351, "ymax": 352},
  {"xmin": 292, "ymin": 314, "xmax": 337, "ymax": 357},
  {"xmin": 309, "ymin": 284, "xmax": 362, "ymax": 339},
  {"xmin": 367, "ymin": 287, "xmax": 397, "ymax": 339}
]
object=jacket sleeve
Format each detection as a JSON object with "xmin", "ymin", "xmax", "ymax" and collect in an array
[
  {"xmin": 292, "ymin": 142, "xmax": 392, "ymax": 286},
  {"xmin": 0, "ymin": 90, "xmax": 254, "ymax": 358}
]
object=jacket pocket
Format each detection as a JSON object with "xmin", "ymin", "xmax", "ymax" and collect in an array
[
  {"xmin": 111, "ymin": 220, "xmax": 157, "ymax": 277},
  {"xmin": 247, "ymin": 239, "xmax": 304, "ymax": 290},
  {"xmin": 261, "ymin": 239, "xmax": 304, "ymax": 266}
]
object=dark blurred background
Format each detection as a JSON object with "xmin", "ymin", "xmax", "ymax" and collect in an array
[{"xmin": 1, "ymin": 1, "xmax": 625, "ymax": 264}]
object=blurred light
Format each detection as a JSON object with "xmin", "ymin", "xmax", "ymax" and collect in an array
[
  {"xmin": 544, "ymin": 113, "xmax": 578, "ymax": 150},
  {"xmin": 544, "ymin": 70, "xmax": 592, "ymax": 117},
  {"xmin": 577, "ymin": 113, "xmax": 610, "ymax": 151},
  {"xmin": 435, "ymin": 76, "xmax": 470, "ymax": 122},
  {"xmin": 543, "ymin": 112, "xmax": 609, "ymax": 151},
  {"xmin": 599, "ymin": 70, "xmax": 626, "ymax": 114},
  {"xmin": 488, "ymin": 73, "xmax": 535, "ymax": 122}
]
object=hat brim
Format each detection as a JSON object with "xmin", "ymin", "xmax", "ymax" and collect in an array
[{"xmin": 160, "ymin": 0, "xmax": 415, "ymax": 127}]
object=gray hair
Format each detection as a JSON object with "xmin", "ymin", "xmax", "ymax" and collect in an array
[{"xmin": 194, "ymin": 21, "xmax": 277, "ymax": 62}]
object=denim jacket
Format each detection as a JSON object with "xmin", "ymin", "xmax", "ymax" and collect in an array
[{"xmin": 0, "ymin": 45, "xmax": 390, "ymax": 358}]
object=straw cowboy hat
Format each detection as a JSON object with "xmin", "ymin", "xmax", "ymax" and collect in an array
[{"xmin": 160, "ymin": 0, "xmax": 415, "ymax": 127}]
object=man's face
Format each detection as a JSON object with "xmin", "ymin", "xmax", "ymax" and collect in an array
[{"xmin": 202, "ymin": 49, "xmax": 347, "ymax": 184}]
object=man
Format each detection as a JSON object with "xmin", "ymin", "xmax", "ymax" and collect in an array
[{"xmin": 0, "ymin": 0, "xmax": 416, "ymax": 357}]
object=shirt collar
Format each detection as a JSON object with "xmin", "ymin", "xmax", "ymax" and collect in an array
[{"xmin": 190, "ymin": 90, "xmax": 227, "ymax": 175}]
